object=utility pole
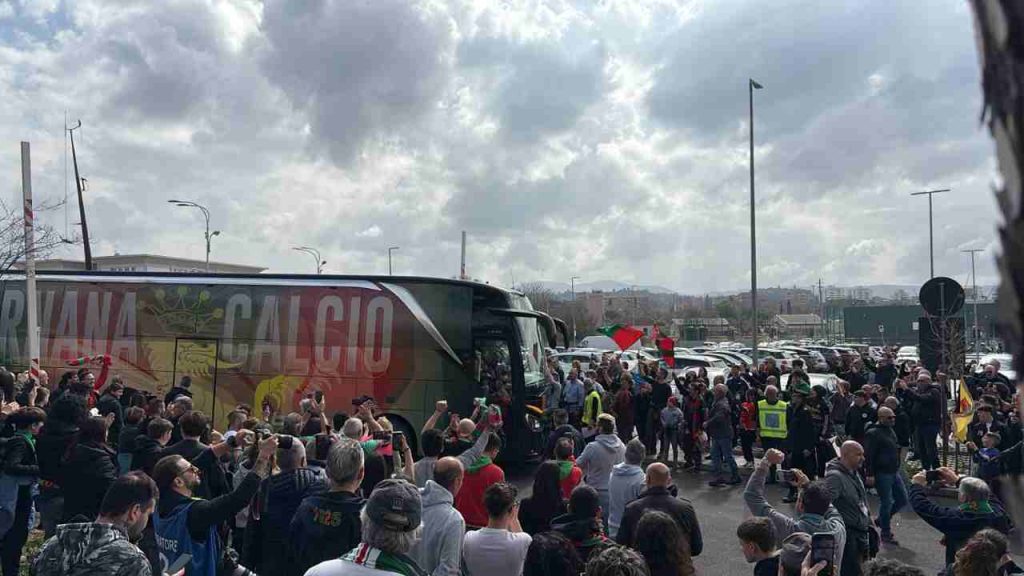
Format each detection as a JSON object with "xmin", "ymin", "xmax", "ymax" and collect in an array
[
  {"xmin": 818, "ymin": 279, "xmax": 825, "ymax": 341},
  {"xmin": 67, "ymin": 121, "xmax": 92, "ymax": 270},
  {"xmin": 293, "ymin": 246, "xmax": 325, "ymax": 274},
  {"xmin": 388, "ymin": 246, "xmax": 399, "ymax": 275},
  {"xmin": 910, "ymin": 188, "xmax": 950, "ymax": 278},
  {"xmin": 460, "ymin": 231, "xmax": 467, "ymax": 280},
  {"xmin": 571, "ymin": 276, "xmax": 580, "ymax": 346},
  {"xmin": 21, "ymin": 142, "xmax": 40, "ymax": 383},
  {"xmin": 963, "ymin": 248, "xmax": 983, "ymax": 359},
  {"xmin": 749, "ymin": 78, "xmax": 763, "ymax": 362}
]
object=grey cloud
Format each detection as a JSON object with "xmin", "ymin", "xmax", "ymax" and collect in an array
[
  {"xmin": 260, "ymin": 0, "xmax": 453, "ymax": 165},
  {"xmin": 458, "ymin": 36, "xmax": 607, "ymax": 143}
]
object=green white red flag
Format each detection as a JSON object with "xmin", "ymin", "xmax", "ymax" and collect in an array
[{"xmin": 597, "ymin": 324, "xmax": 644, "ymax": 351}]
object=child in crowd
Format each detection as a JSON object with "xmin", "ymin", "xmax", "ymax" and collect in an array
[
  {"xmin": 739, "ymin": 388, "xmax": 759, "ymax": 468},
  {"xmin": 660, "ymin": 397, "xmax": 683, "ymax": 466},
  {"xmin": 975, "ymin": 431, "xmax": 1002, "ymax": 485}
]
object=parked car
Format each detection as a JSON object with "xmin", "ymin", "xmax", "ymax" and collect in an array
[
  {"xmin": 778, "ymin": 346, "xmax": 830, "ymax": 373},
  {"xmin": 897, "ymin": 345, "xmax": 918, "ymax": 358},
  {"xmin": 779, "ymin": 372, "xmax": 839, "ymax": 397}
]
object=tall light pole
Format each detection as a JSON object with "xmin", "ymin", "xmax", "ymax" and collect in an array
[
  {"xmin": 962, "ymin": 248, "xmax": 983, "ymax": 359},
  {"xmin": 910, "ymin": 189, "xmax": 950, "ymax": 278},
  {"xmin": 749, "ymin": 78, "xmax": 763, "ymax": 362},
  {"xmin": 571, "ymin": 276, "xmax": 580, "ymax": 346},
  {"xmin": 168, "ymin": 200, "xmax": 219, "ymax": 272},
  {"xmin": 293, "ymin": 246, "xmax": 325, "ymax": 274},
  {"xmin": 387, "ymin": 246, "xmax": 399, "ymax": 275}
]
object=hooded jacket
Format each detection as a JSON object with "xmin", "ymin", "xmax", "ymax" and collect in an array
[
  {"xmin": 550, "ymin": 512, "xmax": 609, "ymax": 563},
  {"xmin": 455, "ymin": 457, "xmax": 504, "ymax": 528},
  {"xmin": 289, "ymin": 490, "xmax": 365, "ymax": 576},
  {"xmin": 576, "ymin": 434, "xmax": 625, "ymax": 492},
  {"xmin": 410, "ymin": 480, "xmax": 465, "ymax": 576},
  {"xmin": 607, "ymin": 463, "xmax": 645, "ymax": 538},
  {"xmin": 863, "ymin": 423, "xmax": 900, "ymax": 476},
  {"xmin": 743, "ymin": 461, "xmax": 847, "ymax": 569},
  {"xmin": 824, "ymin": 458, "xmax": 870, "ymax": 537},
  {"xmin": 61, "ymin": 441, "xmax": 118, "ymax": 523},
  {"xmin": 31, "ymin": 522, "xmax": 151, "ymax": 576},
  {"xmin": 130, "ymin": 435, "xmax": 165, "ymax": 477}
]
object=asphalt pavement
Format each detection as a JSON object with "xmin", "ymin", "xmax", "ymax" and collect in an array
[{"xmin": 505, "ymin": 456, "xmax": 1020, "ymax": 575}]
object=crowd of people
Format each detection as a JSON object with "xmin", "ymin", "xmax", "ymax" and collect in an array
[{"xmin": 0, "ymin": 345, "xmax": 1014, "ymax": 576}]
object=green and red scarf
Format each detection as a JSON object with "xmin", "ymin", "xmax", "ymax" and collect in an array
[{"xmin": 342, "ymin": 543, "xmax": 425, "ymax": 576}]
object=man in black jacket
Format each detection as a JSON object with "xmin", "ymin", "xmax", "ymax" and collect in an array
[
  {"xmin": 290, "ymin": 437, "xmax": 365, "ymax": 576},
  {"xmin": 163, "ymin": 375, "xmax": 194, "ymax": 405},
  {"xmin": 247, "ymin": 436, "xmax": 326, "ymax": 576},
  {"xmin": 163, "ymin": 411, "xmax": 229, "ymax": 499},
  {"xmin": 616, "ymin": 462, "xmax": 702, "ymax": 556},
  {"xmin": 863, "ymin": 407, "xmax": 907, "ymax": 545},
  {"xmin": 873, "ymin": 356, "xmax": 898, "ymax": 390},
  {"xmin": 131, "ymin": 417, "xmax": 173, "ymax": 476},
  {"xmin": 783, "ymin": 383, "xmax": 817, "ymax": 503},
  {"xmin": 95, "ymin": 379, "xmax": 125, "ymax": 449},
  {"xmin": 897, "ymin": 372, "xmax": 944, "ymax": 470},
  {"xmin": 967, "ymin": 405, "xmax": 1010, "ymax": 451},
  {"xmin": 845, "ymin": 391, "xmax": 877, "ymax": 446},
  {"xmin": 151, "ymin": 432, "xmax": 273, "ymax": 576},
  {"xmin": 841, "ymin": 359, "xmax": 868, "ymax": 393}
]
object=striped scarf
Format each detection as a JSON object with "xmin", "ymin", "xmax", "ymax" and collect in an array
[{"xmin": 342, "ymin": 543, "xmax": 425, "ymax": 576}]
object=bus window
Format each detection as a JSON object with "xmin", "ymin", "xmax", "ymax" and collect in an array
[
  {"xmin": 515, "ymin": 317, "xmax": 545, "ymax": 389},
  {"xmin": 469, "ymin": 339, "xmax": 511, "ymax": 399}
]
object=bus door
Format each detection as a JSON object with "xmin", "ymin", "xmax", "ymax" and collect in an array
[
  {"xmin": 470, "ymin": 326, "xmax": 530, "ymax": 460},
  {"xmin": 172, "ymin": 338, "xmax": 221, "ymax": 421}
]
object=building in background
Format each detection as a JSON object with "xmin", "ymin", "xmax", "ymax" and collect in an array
[
  {"xmin": 772, "ymin": 314, "xmax": 823, "ymax": 339},
  {"xmin": 17, "ymin": 254, "xmax": 265, "ymax": 274}
]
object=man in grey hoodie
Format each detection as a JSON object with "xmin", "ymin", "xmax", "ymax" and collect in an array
[
  {"xmin": 825, "ymin": 441, "xmax": 870, "ymax": 576},
  {"xmin": 576, "ymin": 413, "xmax": 625, "ymax": 522},
  {"xmin": 411, "ymin": 457, "xmax": 466, "ymax": 576},
  {"xmin": 744, "ymin": 448, "xmax": 847, "ymax": 569},
  {"xmin": 607, "ymin": 439, "xmax": 646, "ymax": 539}
]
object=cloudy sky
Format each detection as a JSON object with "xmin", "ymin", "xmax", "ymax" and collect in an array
[{"xmin": 0, "ymin": 0, "xmax": 1000, "ymax": 294}]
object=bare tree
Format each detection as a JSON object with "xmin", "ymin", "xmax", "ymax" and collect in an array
[{"xmin": 0, "ymin": 198, "xmax": 75, "ymax": 282}]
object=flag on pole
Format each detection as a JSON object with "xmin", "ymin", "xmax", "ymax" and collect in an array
[
  {"xmin": 651, "ymin": 324, "xmax": 675, "ymax": 367},
  {"xmin": 597, "ymin": 324, "xmax": 644, "ymax": 351},
  {"xmin": 952, "ymin": 384, "xmax": 975, "ymax": 443}
]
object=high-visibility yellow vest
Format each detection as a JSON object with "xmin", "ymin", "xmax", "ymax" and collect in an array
[
  {"xmin": 758, "ymin": 399, "xmax": 789, "ymax": 439},
  {"xmin": 582, "ymin": 390, "xmax": 602, "ymax": 426}
]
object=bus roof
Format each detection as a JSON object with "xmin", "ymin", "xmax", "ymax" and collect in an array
[{"xmin": 14, "ymin": 270, "xmax": 520, "ymax": 297}]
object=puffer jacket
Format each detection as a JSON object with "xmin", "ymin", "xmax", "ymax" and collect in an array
[
  {"xmin": 248, "ymin": 467, "xmax": 326, "ymax": 575},
  {"xmin": 31, "ymin": 522, "xmax": 151, "ymax": 576}
]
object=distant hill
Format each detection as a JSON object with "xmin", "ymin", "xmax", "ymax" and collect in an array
[{"xmin": 528, "ymin": 280, "xmax": 677, "ymax": 294}]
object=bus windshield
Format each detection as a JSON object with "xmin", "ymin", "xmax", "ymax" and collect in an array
[{"xmin": 515, "ymin": 316, "xmax": 545, "ymax": 389}]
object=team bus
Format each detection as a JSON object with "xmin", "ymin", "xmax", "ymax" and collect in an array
[{"xmin": 0, "ymin": 271, "xmax": 568, "ymax": 460}]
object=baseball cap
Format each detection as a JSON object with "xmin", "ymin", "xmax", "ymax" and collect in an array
[
  {"xmin": 365, "ymin": 479, "xmax": 421, "ymax": 532},
  {"xmin": 779, "ymin": 532, "xmax": 811, "ymax": 574}
]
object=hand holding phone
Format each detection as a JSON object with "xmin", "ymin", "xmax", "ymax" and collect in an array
[{"xmin": 810, "ymin": 533, "xmax": 835, "ymax": 576}]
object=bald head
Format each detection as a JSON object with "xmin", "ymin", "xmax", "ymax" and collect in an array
[
  {"xmin": 457, "ymin": 418, "xmax": 476, "ymax": 437},
  {"xmin": 277, "ymin": 437, "xmax": 306, "ymax": 471},
  {"xmin": 645, "ymin": 462, "xmax": 671, "ymax": 488},
  {"xmin": 713, "ymin": 383, "xmax": 727, "ymax": 398},
  {"xmin": 433, "ymin": 457, "xmax": 464, "ymax": 494},
  {"xmin": 840, "ymin": 441, "xmax": 865, "ymax": 471},
  {"xmin": 877, "ymin": 407, "xmax": 894, "ymax": 419}
]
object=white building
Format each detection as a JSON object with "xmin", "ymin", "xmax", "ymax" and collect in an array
[{"xmin": 18, "ymin": 254, "xmax": 265, "ymax": 274}]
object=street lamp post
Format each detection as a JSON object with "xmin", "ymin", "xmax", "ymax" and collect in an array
[
  {"xmin": 962, "ymin": 248, "xmax": 983, "ymax": 359},
  {"xmin": 388, "ymin": 246, "xmax": 399, "ymax": 275},
  {"xmin": 571, "ymin": 276, "xmax": 580, "ymax": 346},
  {"xmin": 168, "ymin": 200, "xmax": 219, "ymax": 272},
  {"xmin": 293, "ymin": 246, "xmax": 326, "ymax": 274},
  {"xmin": 910, "ymin": 189, "xmax": 950, "ymax": 278},
  {"xmin": 749, "ymin": 78, "xmax": 763, "ymax": 362}
]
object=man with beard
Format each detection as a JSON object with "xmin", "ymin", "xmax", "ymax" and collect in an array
[
  {"xmin": 152, "ymin": 433, "xmax": 276, "ymax": 576},
  {"xmin": 32, "ymin": 472, "xmax": 158, "ymax": 576}
]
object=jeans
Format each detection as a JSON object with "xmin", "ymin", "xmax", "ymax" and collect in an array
[
  {"xmin": 739, "ymin": 430, "xmax": 756, "ymax": 463},
  {"xmin": 37, "ymin": 490, "xmax": 63, "ymax": 539},
  {"xmin": 662, "ymin": 428, "xmax": 680, "ymax": 462},
  {"xmin": 875, "ymin": 473, "xmax": 908, "ymax": 535},
  {"xmin": 710, "ymin": 436, "xmax": 739, "ymax": 479},
  {"xmin": 916, "ymin": 423, "xmax": 940, "ymax": 470}
]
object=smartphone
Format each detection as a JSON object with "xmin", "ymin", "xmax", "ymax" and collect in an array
[
  {"xmin": 314, "ymin": 390, "xmax": 324, "ymax": 404},
  {"xmin": 779, "ymin": 469, "xmax": 797, "ymax": 483},
  {"xmin": 926, "ymin": 470, "xmax": 941, "ymax": 483},
  {"xmin": 811, "ymin": 533, "xmax": 835, "ymax": 576},
  {"xmin": 373, "ymin": 430, "xmax": 392, "ymax": 442},
  {"xmin": 165, "ymin": 553, "xmax": 193, "ymax": 575},
  {"xmin": 277, "ymin": 435, "xmax": 294, "ymax": 450},
  {"xmin": 392, "ymin": 431, "xmax": 405, "ymax": 447}
]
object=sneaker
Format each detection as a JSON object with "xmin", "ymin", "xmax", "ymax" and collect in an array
[
  {"xmin": 881, "ymin": 533, "xmax": 900, "ymax": 546},
  {"xmin": 708, "ymin": 479, "xmax": 725, "ymax": 487},
  {"xmin": 727, "ymin": 476, "xmax": 743, "ymax": 485}
]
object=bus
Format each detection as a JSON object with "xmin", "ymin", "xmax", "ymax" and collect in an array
[{"xmin": 0, "ymin": 271, "xmax": 568, "ymax": 460}]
